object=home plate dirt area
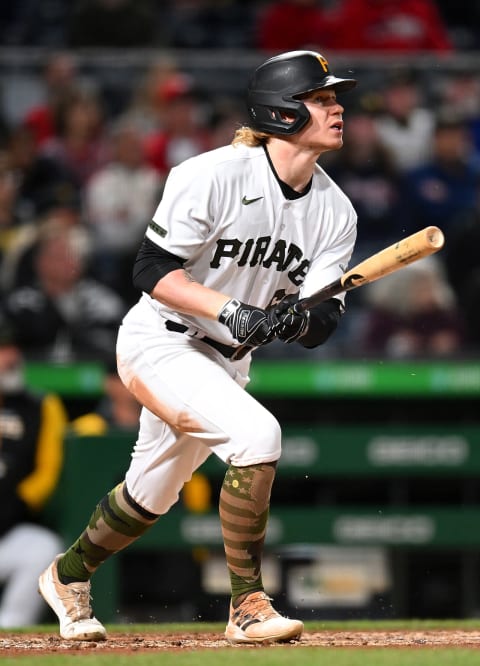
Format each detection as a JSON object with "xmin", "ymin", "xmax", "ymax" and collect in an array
[{"xmin": 2, "ymin": 629, "xmax": 480, "ymax": 654}]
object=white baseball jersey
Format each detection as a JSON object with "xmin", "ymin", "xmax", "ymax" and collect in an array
[
  {"xmin": 117, "ymin": 142, "xmax": 357, "ymax": 510},
  {"xmin": 144, "ymin": 143, "xmax": 357, "ymax": 347}
]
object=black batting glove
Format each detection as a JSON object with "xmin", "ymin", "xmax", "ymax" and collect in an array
[
  {"xmin": 218, "ymin": 299, "xmax": 278, "ymax": 347},
  {"xmin": 269, "ymin": 294, "xmax": 310, "ymax": 343}
]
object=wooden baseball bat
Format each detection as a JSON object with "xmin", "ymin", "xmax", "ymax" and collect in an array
[
  {"xmin": 231, "ymin": 225, "xmax": 444, "ymax": 360},
  {"xmin": 294, "ymin": 225, "xmax": 445, "ymax": 313}
]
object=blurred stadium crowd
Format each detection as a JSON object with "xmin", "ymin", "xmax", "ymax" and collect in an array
[
  {"xmin": 0, "ymin": 0, "xmax": 479, "ymax": 367},
  {"xmin": 0, "ymin": 1, "xmax": 479, "ymax": 52}
]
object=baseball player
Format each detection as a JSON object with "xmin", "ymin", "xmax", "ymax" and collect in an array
[{"xmin": 39, "ymin": 50, "xmax": 357, "ymax": 644}]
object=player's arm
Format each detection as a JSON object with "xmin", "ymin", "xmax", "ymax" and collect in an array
[
  {"xmin": 133, "ymin": 237, "xmax": 229, "ymax": 318},
  {"xmin": 133, "ymin": 237, "xmax": 277, "ymax": 346},
  {"xmin": 153, "ymin": 270, "xmax": 228, "ymax": 319}
]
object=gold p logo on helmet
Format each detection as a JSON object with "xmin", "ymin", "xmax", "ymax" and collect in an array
[{"xmin": 316, "ymin": 55, "xmax": 329, "ymax": 73}]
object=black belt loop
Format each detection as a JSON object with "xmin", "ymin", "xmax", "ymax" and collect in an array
[{"xmin": 165, "ymin": 319, "xmax": 237, "ymax": 359}]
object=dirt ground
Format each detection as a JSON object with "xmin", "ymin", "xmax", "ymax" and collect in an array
[{"xmin": 2, "ymin": 629, "xmax": 480, "ymax": 654}]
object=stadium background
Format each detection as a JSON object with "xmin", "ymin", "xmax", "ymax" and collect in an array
[{"xmin": 1, "ymin": 0, "xmax": 480, "ymax": 626}]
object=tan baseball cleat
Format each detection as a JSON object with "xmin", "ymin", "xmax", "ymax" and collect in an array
[
  {"xmin": 225, "ymin": 591, "xmax": 303, "ymax": 644},
  {"xmin": 38, "ymin": 554, "xmax": 107, "ymax": 641}
]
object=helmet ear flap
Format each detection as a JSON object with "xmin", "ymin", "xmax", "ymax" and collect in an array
[{"xmin": 247, "ymin": 95, "xmax": 311, "ymax": 136}]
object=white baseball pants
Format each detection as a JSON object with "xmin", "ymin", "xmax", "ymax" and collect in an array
[{"xmin": 116, "ymin": 297, "xmax": 281, "ymax": 516}]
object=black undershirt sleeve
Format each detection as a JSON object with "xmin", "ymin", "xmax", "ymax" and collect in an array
[
  {"xmin": 132, "ymin": 236, "xmax": 186, "ymax": 294},
  {"xmin": 297, "ymin": 298, "xmax": 343, "ymax": 349}
]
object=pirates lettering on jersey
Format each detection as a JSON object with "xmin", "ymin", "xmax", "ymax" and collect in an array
[{"xmin": 210, "ymin": 236, "xmax": 310, "ymax": 286}]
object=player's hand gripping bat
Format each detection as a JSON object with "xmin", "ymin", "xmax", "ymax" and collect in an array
[{"xmin": 231, "ymin": 225, "xmax": 445, "ymax": 361}]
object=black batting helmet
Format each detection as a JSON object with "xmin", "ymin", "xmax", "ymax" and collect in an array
[{"xmin": 246, "ymin": 50, "xmax": 357, "ymax": 136}]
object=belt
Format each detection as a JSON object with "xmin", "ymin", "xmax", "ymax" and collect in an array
[{"xmin": 165, "ymin": 320, "xmax": 237, "ymax": 359}]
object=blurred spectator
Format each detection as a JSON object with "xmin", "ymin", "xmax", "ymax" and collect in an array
[
  {"xmin": 22, "ymin": 52, "xmax": 82, "ymax": 148},
  {"xmin": 443, "ymin": 207, "xmax": 480, "ymax": 351},
  {"xmin": 326, "ymin": 104, "xmax": 409, "ymax": 258},
  {"xmin": 327, "ymin": 0, "xmax": 453, "ymax": 52},
  {"xmin": 84, "ymin": 117, "xmax": 162, "ymax": 304},
  {"xmin": 69, "ymin": 367, "xmax": 142, "ymax": 436},
  {"xmin": 122, "ymin": 57, "xmax": 180, "ymax": 137},
  {"xmin": 0, "ymin": 155, "xmax": 23, "ymax": 269},
  {"xmin": 444, "ymin": 208, "xmax": 480, "ymax": 298},
  {"xmin": 6, "ymin": 125, "xmax": 79, "ymax": 223},
  {"xmin": 0, "ymin": 202, "xmax": 82, "ymax": 293},
  {"xmin": 402, "ymin": 110, "xmax": 480, "ymax": 239},
  {"xmin": 144, "ymin": 73, "xmax": 212, "ymax": 181},
  {"xmin": 1, "ymin": 222, "xmax": 126, "ymax": 367},
  {"xmin": 360, "ymin": 256, "xmax": 465, "ymax": 358},
  {"xmin": 0, "ymin": 312, "xmax": 66, "ymax": 627},
  {"xmin": 255, "ymin": 0, "xmax": 332, "ymax": 52},
  {"xmin": 68, "ymin": 0, "xmax": 157, "ymax": 48},
  {"xmin": 434, "ymin": 70, "xmax": 480, "ymax": 163},
  {"xmin": 40, "ymin": 89, "xmax": 110, "ymax": 187},
  {"xmin": 374, "ymin": 67, "xmax": 435, "ymax": 171}
]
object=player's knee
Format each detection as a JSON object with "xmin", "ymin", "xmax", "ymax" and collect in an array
[{"xmin": 232, "ymin": 410, "xmax": 282, "ymax": 464}]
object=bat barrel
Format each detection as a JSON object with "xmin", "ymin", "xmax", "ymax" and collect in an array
[{"xmin": 295, "ymin": 225, "xmax": 445, "ymax": 314}]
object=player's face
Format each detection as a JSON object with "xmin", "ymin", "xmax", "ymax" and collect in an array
[{"xmin": 296, "ymin": 89, "xmax": 345, "ymax": 152}]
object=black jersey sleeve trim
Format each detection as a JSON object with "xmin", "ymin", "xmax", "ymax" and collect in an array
[
  {"xmin": 297, "ymin": 298, "xmax": 343, "ymax": 348},
  {"xmin": 132, "ymin": 236, "xmax": 186, "ymax": 295}
]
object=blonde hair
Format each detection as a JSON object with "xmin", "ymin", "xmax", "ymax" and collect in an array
[{"xmin": 232, "ymin": 125, "xmax": 270, "ymax": 147}]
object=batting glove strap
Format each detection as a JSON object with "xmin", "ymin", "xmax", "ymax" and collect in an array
[{"xmin": 218, "ymin": 299, "xmax": 277, "ymax": 346}]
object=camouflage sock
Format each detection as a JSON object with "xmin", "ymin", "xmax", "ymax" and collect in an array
[
  {"xmin": 58, "ymin": 482, "xmax": 159, "ymax": 584},
  {"xmin": 219, "ymin": 462, "xmax": 277, "ymax": 603}
]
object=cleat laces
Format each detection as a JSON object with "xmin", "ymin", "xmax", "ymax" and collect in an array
[
  {"xmin": 233, "ymin": 592, "xmax": 279, "ymax": 629},
  {"xmin": 59, "ymin": 581, "xmax": 94, "ymax": 622}
]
